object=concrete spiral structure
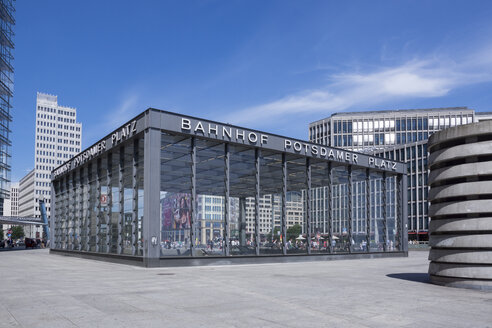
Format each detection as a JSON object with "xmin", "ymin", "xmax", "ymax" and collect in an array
[{"xmin": 428, "ymin": 121, "xmax": 492, "ymax": 290}]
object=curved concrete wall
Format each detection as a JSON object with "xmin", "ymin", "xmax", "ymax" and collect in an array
[{"xmin": 428, "ymin": 121, "xmax": 492, "ymax": 290}]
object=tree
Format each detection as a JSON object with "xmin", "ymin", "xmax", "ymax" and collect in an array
[
  {"xmin": 287, "ymin": 224, "xmax": 302, "ymax": 242},
  {"xmin": 11, "ymin": 226, "xmax": 24, "ymax": 240}
]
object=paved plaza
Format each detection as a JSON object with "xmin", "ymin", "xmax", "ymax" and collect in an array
[{"xmin": 0, "ymin": 250, "xmax": 491, "ymax": 328}]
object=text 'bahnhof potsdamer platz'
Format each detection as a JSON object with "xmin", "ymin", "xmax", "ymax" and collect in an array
[{"xmin": 50, "ymin": 109, "xmax": 408, "ymax": 266}]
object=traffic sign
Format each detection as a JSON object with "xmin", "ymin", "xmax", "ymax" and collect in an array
[{"xmin": 100, "ymin": 194, "xmax": 108, "ymax": 207}]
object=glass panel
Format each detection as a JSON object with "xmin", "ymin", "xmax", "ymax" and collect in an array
[
  {"xmin": 370, "ymin": 172, "xmax": 385, "ymax": 251},
  {"xmin": 195, "ymin": 139, "xmax": 226, "ymax": 256},
  {"xmin": 88, "ymin": 163, "xmax": 98, "ymax": 252},
  {"xmin": 259, "ymin": 151, "xmax": 283, "ymax": 255},
  {"xmin": 67, "ymin": 173, "xmax": 74, "ymax": 250},
  {"xmin": 136, "ymin": 138, "xmax": 144, "ymax": 256},
  {"xmin": 229, "ymin": 145, "xmax": 256, "ymax": 255},
  {"xmin": 80, "ymin": 167, "xmax": 89, "ymax": 251},
  {"xmin": 309, "ymin": 159, "xmax": 330, "ymax": 254},
  {"xmin": 122, "ymin": 143, "xmax": 134, "ymax": 255},
  {"xmin": 286, "ymin": 155, "xmax": 307, "ymax": 254},
  {"xmin": 97, "ymin": 158, "xmax": 109, "ymax": 253},
  {"xmin": 110, "ymin": 152, "xmax": 120, "ymax": 254},
  {"xmin": 74, "ymin": 171, "xmax": 82, "ymax": 251},
  {"xmin": 386, "ymin": 176, "xmax": 397, "ymax": 251},
  {"xmin": 61, "ymin": 178, "xmax": 68, "ymax": 250},
  {"xmin": 100, "ymin": 170, "xmax": 109, "ymax": 253},
  {"xmin": 332, "ymin": 166, "xmax": 349, "ymax": 253},
  {"xmin": 351, "ymin": 169, "xmax": 367, "ymax": 252},
  {"xmin": 54, "ymin": 180, "xmax": 62, "ymax": 249},
  {"xmin": 160, "ymin": 133, "xmax": 192, "ymax": 257}
]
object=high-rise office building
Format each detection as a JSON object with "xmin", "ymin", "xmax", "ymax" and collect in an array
[
  {"xmin": 18, "ymin": 92, "xmax": 82, "ymax": 219},
  {"xmin": 309, "ymin": 107, "xmax": 480, "ymax": 240},
  {"xmin": 0, "ymin": 0, "xmax": 15, "ymax": 216}
]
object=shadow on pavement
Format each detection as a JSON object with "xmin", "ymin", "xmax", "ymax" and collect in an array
[
  {"xmin": 386, "ymin": 273, "xmax": 430, "ymax": 284},
  {"xmin": 0, "ymin": 247, "xmax": 44, "ymax": 252}
]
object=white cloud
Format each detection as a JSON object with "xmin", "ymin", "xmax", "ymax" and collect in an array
[
  {"xmin": 228, "ymin": 51, "xmax": 492, "ymax": 125},
  {"xmin": 104, "ymin": 92, "xmax": 141, "ymax": 129},
  {"xmin": 82, "ymin": 91, "xmax": 142, "ymax": 147}
]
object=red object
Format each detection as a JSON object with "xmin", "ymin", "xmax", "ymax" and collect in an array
[{"xmin": 25, "ymin": 238, "xmax": 37, "ymax": 249}]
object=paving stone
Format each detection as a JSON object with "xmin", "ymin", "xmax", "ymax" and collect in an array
[{"xmin": 0, "ymin": 249, "xmax": 491, "ymax": 327}]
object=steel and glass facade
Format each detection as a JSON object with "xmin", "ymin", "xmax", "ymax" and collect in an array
[
  {"xmin": 0, "ymin": 0, "xmax": 14, "ymax": 215},
  {"xmin": 309, "ymin": 107, "xmax": 475, "ymax": 241},
  {"xmin": 51, "ymin": 109, "xmax": 407, "ymax": 266}
]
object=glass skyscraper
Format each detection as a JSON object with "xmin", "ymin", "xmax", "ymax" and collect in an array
[
  {"xmin": 0, "ymin": 0, "xmax": 14, "ymax": 215},
  {"xmin": 309, "ymin": 107, "xmax": 477, "ymax": 241}
]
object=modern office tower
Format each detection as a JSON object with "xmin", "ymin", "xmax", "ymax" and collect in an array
[
  {"xmin": 309, "ymin": 107, "xmax": 476, "ymax": 241},
  {"xmin": 0, "ymin": 0, "xmax": 15, "ymax": 215},
  {"xmin": 18, "ymin": 93, "xmax": 82, "ymax": 219}
]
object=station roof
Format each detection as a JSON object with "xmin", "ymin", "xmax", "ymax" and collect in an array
[{"xmin": 52, "ymin": 108, "xmax": 407, "ymax": 183}]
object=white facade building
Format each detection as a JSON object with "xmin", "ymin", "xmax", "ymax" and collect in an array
[
  {"xmin": 3, "ymin": 181, "xmax": 18, "ymax": 216},
  {"xmin": 18, "ymin": 169, "xmax": 35, "ymax": 217},
  {"xmin": 18, "ymin": 92, "xmax": 82, "ymax": 219}
]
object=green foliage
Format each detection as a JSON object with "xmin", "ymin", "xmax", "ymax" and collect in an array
[
  {"xmin": 286, "ymin": 224, "xmax": 302, "ymax": 241},
  {"xmin": 11, "ymin": 226, "xmax": 24, "ymax": 240}
]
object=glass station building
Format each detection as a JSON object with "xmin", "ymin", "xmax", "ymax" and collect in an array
[{"xmin": 50, "ymin": 109, "xmax": 408, "ymax": 266}]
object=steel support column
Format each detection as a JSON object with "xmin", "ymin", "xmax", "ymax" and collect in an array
[
  {"xmin": 224, "ymin": 143, "xmax": 230, "ymax": 256},
  {"xmin": 95, "ymin": 159, "xmax": 102, "ymax": 253},
  {"xmin": 84, "ymin": 167, "xmax": 90, "ymax": 252},
  {"xmin": 327, "ymin": 162, "xmax": 333, "ymax": 253},
  {"xmin": 106, "ymin": 153, "xmax": 112, "ymax": 253},
  {"xmin": 132, "ymin": 140, "xmax": 139, "ymax": 256},
  {"xmin": 50, "ymin": 180, "xmax": 56, "ymax": 249},
  {"xmin": 76, "ymin": 172, "xmax": 81, "ymax": 251},
  {"xmin": 118, "ymin": 146, "xmax": 124, "ymax": 255},
  {"xmin": 143, "ymin": 127, "xmax": 162, "ymax": 265},
  {"xmin": 347, "ymin": 165, "xmax": 353, "ymax": 253},
  {"xmin": 67, "ymin": 176, "xmax": 71, "ymax": 250},
  {"xmin": 382, "ymin": 171, "xmax": 388, "ymax": 252},
  {"xmin": 190, "ymin": 137, "xmax": 197, "ymax": 257},
  {"xmin": 396, "ymin": 174, "xmax": 402, "ymax": 251},
  {"xmin": 239, "ymin": 197, "xmax": 246, "ymax": 247},
  {"xmin": 365, "ymin": 169, "xmax": 371, "ymax": 253},
  {"xmin": 306, "ymin": 157, "xmax": 312, "ymax": 254},
  {"xmin": 69, "ymin": 173, "xmax": 74, "ymax": 251},
  {"xmin": 281, "ymin": 153, "xmax": 287, "ymax": 255},
  {"xmin": 74, "ymin": 171, "xmax": 80, "ymax": 251},
  {"xmin": 254, "ymin": 148, "xmax": 260, "ymax": 256},
  {"xmin": 401, "ymin": 171, "xmax": 409, "ymax": 252}
]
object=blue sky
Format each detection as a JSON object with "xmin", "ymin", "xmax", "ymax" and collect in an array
[{"xmin": 11, "ymin": 0, "xmax": 492, "ymax": 181}]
